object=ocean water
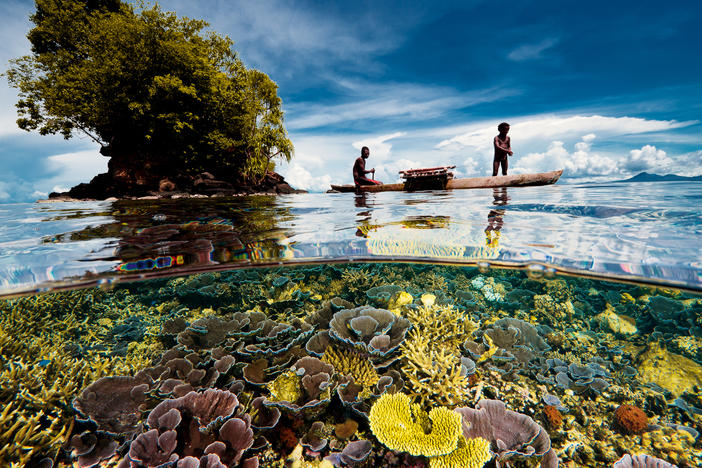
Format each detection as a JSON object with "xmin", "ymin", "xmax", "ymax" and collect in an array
[{"xmin": 0, "ymin": 181, "xmax": 701, "ymax": 467}]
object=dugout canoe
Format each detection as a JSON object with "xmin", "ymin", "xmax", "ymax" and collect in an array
[{"xmin": 329, "ymin": 169, "xmax": 563, "ymax": 193}]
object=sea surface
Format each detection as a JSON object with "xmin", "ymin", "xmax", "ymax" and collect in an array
[{"xmin": 0, "ymin": 180, "xmax": 701, "ymax": 467}]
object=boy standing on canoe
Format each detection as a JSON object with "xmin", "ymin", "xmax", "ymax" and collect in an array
[
  {"xmin": 353, "ymin": 146, "xmax": 382, "ymax": 186},
  {"xmin": 493, "ymin": 122, "xmax": 513, "ymax": 176}
]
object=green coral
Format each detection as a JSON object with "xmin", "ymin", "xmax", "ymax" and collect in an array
[
  {"xmin": 429, "ymin": 436, "xmax": 492, "ymax": 468},
  {"xmin": 369, "ymin": 393, "xmax": 462, "ymax": 457}
]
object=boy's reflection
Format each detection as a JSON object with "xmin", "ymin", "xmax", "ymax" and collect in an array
[{"xmin": 485, "ymin": 187, "xmax": 509, "ymax": 248}]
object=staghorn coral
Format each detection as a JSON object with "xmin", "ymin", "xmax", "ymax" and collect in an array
[
  {"xmin": 0, "ymin": 290, "xmax": 156, "ymax": 467},
  {"xmin": 369, "ymin": 393, "xmax": 462, "ymax": 458},
  {"xmin": 400, "ymin": 329, "xmax": 473, "ymax": 407},
  {"xmin": 403, "ymin": 301, "xmax": 477, "ymax": 349}
]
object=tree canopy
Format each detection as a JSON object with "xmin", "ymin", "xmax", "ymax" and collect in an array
[{"xmin": 6, "ymin": 0, "xmax": 293, "ymax": 184}]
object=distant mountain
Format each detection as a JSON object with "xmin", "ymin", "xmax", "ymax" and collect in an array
[{"xmin": 612, "ymin": 172, "xmax": 702, "ymax": 183}]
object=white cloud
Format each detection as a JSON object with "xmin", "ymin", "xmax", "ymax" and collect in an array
[
  {"xmin": 625, "ymin": 144, "xmax": 673, "ymax": 172},
  {"xmin": 280, "ymin": 163, "xmax": 332, "ymax": 193},
  {"xmin": 286, "ymin": 82, "xmax": 516, "ymax": 130},
  {"xmin": 45, "ymin": 149, "xmax": 108, "ymax": 181},
  {"xmin": 352, "ymin": 132, "xmax": 406, "ymax": 162},
  {"xmin": 513, "ymin": 134, "xmax": 617, "ymax": 177},
  {"xmin": 436, "ymin": 115, "xmax": 696, "ymax": 155},
  {"xmin": 507, "ymin": 38, "xmax": 559, "ymax": 61}
]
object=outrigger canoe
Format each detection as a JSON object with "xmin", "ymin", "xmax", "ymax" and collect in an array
[{"xmin": 330, "ymin": 168, "xmax": 563, "ymax": 193}]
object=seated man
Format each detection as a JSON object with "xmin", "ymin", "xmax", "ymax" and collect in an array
[{"xmin": 353, "ymin": 146, "xmax": 382, "ymax": 185}]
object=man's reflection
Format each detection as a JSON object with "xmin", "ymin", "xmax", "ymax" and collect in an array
[
  {"xmin": 355, "ymin": 193, "xmax": 373, "ymax": 237},
  {"xmin": 485, "ymin": 187, "xmax": 509, "ymax": 248}
]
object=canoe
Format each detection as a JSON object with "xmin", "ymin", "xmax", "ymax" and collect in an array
[{"xmin": 330, "ymin": 169, "xmax": 563, "ymax": 193}]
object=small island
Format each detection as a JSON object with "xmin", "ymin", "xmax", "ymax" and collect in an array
[
  {"xmin": 7, "ymin": 0, "xmax": 301, "ymax": 200},
  {"xmin": 611, "ymin": 172, "xmax": 702, "ymax": 183}
]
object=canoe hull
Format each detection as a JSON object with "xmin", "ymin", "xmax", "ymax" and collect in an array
[{"xmin": 330, "ymin": 169, "xmax": 563, "ymax": 193}]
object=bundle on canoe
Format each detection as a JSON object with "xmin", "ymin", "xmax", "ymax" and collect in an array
[
  {"xmin": 329, "ymin": 168, "xmax": 563, "ymax": 193},
  {"xmin": 400, "ymin": 166, "xmax": 455, "ymax": 191}
]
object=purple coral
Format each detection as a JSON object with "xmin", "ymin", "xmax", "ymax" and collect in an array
[
  {"xmin": 613, "ymin": 454, "xmax": 678, "ymax": 468},
  {"xmin": 327, "ymin": 306, "xmax": 410, "ymax": 357},
  {"xmin": 324, "ymin": 440, "xmax": 373, "ymax": 467},
  {"xmin": 455, "ymin": 399, "xmax": 558, "ymax": 468},
  {"xmin": 122, "ymin": 389, "xmax": 255, "ymax": 467}
]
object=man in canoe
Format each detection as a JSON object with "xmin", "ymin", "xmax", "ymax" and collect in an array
[
  {"xmin": 353, "ymin": 146, "xmax": 382, "ymax": 186},
  {"xmin": 493, "ymin": 122, "xmax": 513, "ymax": 176}
]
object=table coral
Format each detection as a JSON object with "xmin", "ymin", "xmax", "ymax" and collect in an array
[
  {"xmin": 429, "ymin": 435, "xmax": 492, "ymax": 468},
  {"xmin": 369, "ymin": 393, "xmax": 462, "ymax": 457}
]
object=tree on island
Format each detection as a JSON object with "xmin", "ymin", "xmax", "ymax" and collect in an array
[{"xmin": 6, "ymin": 0, "xmax": 295, "ymax": 198}]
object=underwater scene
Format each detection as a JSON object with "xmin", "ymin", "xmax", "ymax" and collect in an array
[{"xmin": 2, "ymin": 262, "xmax": 701, "ymax": 468}]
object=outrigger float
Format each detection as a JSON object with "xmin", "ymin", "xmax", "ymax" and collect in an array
[{"xmin": 329, "ymin": 166, "xmax": 563, "ymax": 193}]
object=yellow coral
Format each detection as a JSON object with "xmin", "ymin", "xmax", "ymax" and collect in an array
[
  {"xmin": 389, "ymin": 291, "xmax": 413, "ymax": 310},
  {"xmin": 421, "ymin": 293, "xmax": 436, "ymax": 307},
  {"xmin": 403, "ymin": 303, "xmax": 477, "ymax": 349},
  {"xmin": 476, "ymin": 334, "xmax": 498, "ymax": 364},
  {"xmin": 322, "ymin": 347, "xmax": 379, "ymax": 388},
  {"xmin": 401, "ymin": 330, "xmax": 473, "ymax": 407},
  {"xmin": 267, "ymin": 370, "xmax": 302, "ymax": 403},
  {"xmin": 369, "ymin": 393, "xmax": 462, "ymax": 457},
  {"xmin": 429, "ymin": 436, "xmax": 492, "ymax": 468}
]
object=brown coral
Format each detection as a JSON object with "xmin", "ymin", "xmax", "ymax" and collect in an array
[
  {"xmin": 613, "ymin": 404, "xmax": 648, "ymax": 435},
  {"xmin": 542, "ymin": 405, "xmax": 562, "ymax": 429}
]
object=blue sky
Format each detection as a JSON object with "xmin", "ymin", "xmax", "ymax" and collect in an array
[{"xmin": 1, "ymin": 0, "xmax": 701, "ymax": 200}]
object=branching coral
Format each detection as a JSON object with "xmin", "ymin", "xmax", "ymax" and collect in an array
[
  {"xmin": 399, "ymin": 302, "xmax": 476, "ymax": 407},
  {"xmin": 400, "ymin": 330, "xmax": 473, "ymax": 407},
  {"xmin": 369, "ymin": 393, "xmax": 462, "ymax": 457}
]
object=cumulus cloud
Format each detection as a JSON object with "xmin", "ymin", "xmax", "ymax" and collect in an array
[
  {"xmin": 507, "ymin": 38, "xmax": 559, "ymax": 61},
  {"xmin": 513, "ymin": 134, "xmax": 617, "ymax": 177},
  {"xmin": 624, "ymin": 145, "xmax": 673, "ymax": 172},
  {"xmin": 280, "ymin": 162, "xmax": 332, "ymax": 192}
]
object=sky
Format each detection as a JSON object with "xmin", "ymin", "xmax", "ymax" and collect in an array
[{"xmin": 1, "ymin": 0, "xmax": 701, "ymax": 200}]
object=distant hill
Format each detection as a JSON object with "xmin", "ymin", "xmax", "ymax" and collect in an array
[{"xmin": 612, "ymin": 172, "xmax": 702, "ymax": 183}]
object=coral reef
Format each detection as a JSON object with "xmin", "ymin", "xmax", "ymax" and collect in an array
[{"xmin": 2, "ymin": 262, "xmax": 701, "ymax": 467}]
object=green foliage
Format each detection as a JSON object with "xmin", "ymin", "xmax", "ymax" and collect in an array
[{"xmin": 6, "ymin": 0, "xmax": 293, "ymax": 182}]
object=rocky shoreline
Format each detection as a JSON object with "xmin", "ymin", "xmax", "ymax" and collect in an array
[{"xmin": 42, "ymin": 170, "xmax": 305, "ymax": 202}]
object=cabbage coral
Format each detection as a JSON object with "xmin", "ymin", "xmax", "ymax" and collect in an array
[{"xmin": 369, "ymin": 393, "xmax": 461, "ymax": 457}]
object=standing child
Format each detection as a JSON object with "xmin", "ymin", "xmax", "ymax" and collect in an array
[{"xmin": 493, "ymin": 122, "xmax": 513, "ymax": 176}]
